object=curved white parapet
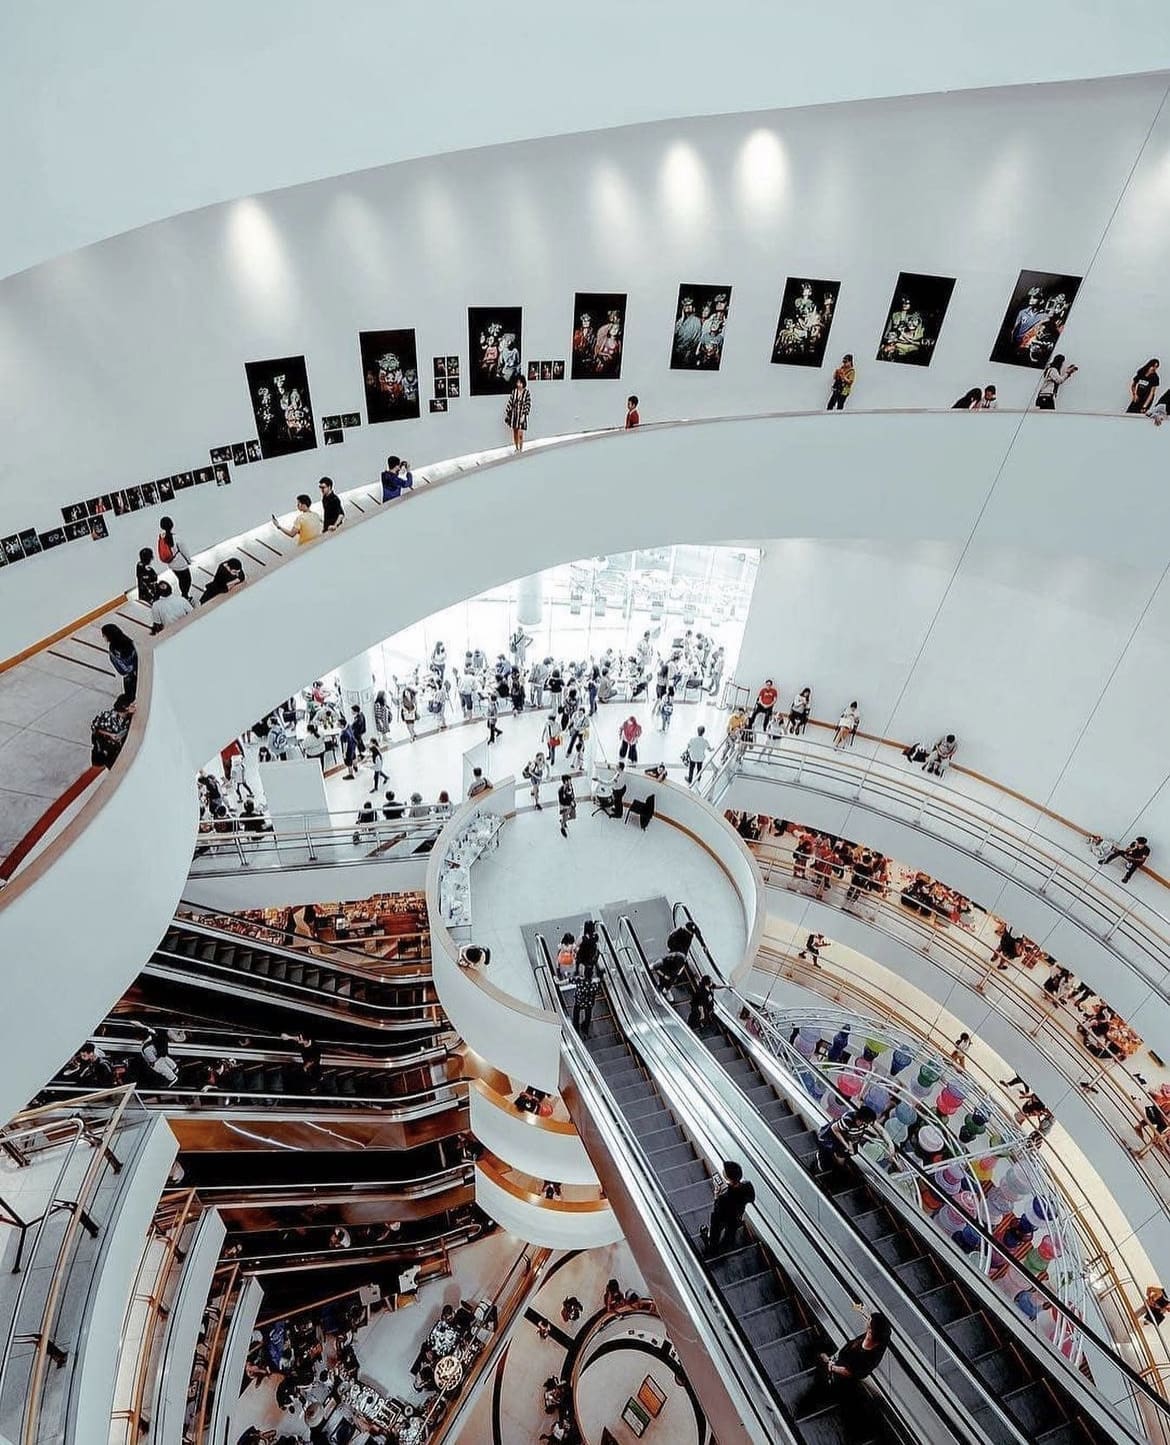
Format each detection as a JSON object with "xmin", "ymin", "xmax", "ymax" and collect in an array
[
  {"xmin": 5, "ymin": 410, "xmax": 1170, "ymax": 1123},
  {"xmin": 469, "ymin": 1080, "xmax": 598, "ymax": 1187},
  {"xmin": 473, "ymin": 1161, "xmax": 622, "ymax": 1250}
]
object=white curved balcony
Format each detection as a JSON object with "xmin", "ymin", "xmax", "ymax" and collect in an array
[{"xmin": 473, "ymin": 1155, "xmax": 621, "ymax": 1250}]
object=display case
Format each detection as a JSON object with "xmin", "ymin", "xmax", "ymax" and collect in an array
[{"xmin": 439, "ymin": 811, "xmax": 503, "ymax": 927}]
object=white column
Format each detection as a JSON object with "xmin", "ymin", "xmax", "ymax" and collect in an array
[
  {"xmin": 337, "ymin": 651, "xmax": 376, "ymax": 714},
  {"xmin": 516, "ymin": 572, "xmax": 544, "ymax": 627}
]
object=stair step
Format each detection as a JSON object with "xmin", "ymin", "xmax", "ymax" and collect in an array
[
  {"xmin": 708, "ymin": 1244, "xmax": 771, "ymax": 1286},
  {"xmin": 1002, "ymin": 1381, "xmax": 1068, "ymax": 1436},
  {"xmin": 921, "ymin": 1282, "xmax": 972, "ymax": 1326},
  {"xmin": 895, "ymin": 1256, "xmax": 947, "ymax": 1294},
  {"xmin": 948, "ymin": 1310, "xmax": 1002, "ymax": 1361},
  {"xmin": 723, "ymin": 1270, "xmax": 787, "ymax": 1318},
  {"xmin": 656, "ymin": 1159, "xmax": 709, "ymax": 1192},
  {"xmin": 641, "ymin": 1142, "xmax": 696, "ymax": 1173},
  {"xmin": 740, "ymin": 1302, "xmax": 807, "ymax": 1352},
  {"xmin": 853, "ymin": 1207, "xmax": 900, "ymax": 1242},
  {"xmin": 752, "ymin": 1325, "xmax": 820, "ymax": 1382},
  {"xmin": 872, "ymin": 1232, "xmax": 922, "ymax": 1268}
]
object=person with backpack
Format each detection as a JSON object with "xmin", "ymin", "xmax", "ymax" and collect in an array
[
  {"xmin": 102, "ymin": 623, "xmax": 139, "ymax": 709},
  {"xmin": 157, "ymin": 517, "xmax": 193, "ymax": 599},
  {"xmin": 135, "ymin": 547, "xmax": 160, "ymax": 605}
]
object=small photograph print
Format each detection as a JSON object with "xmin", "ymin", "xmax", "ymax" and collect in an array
[
  {"xmin": 39, "ymin": 528, "xmax": 66, "ymax": 551},
  {"xmin": 140, "ymin": 481, "xmax": 158, "ymax": 507},
  {"xmin": 540, "ymin": 362, "xmax": 553, "ymax": 381},
  {"xmin": 341, "ymin": 412, "xmax": 360, "ymax": 428},
  {"xmin": 61, "ymin": 502, "xmax": 87, "ymax": 525},
  {"xmin": 771, "ymin": 277, "xmax": 841, "ymax": 367},
  {"xmin": 0, "ymin": 544, "xmax": 7, "ymax": 568},
  {"xmin": 86, "ymin": 495, "xmax": 113, "ymax": 516},
  {"xmin": 552, "ymin": 359, "xmax": 565, "ymax": 380},
  {"xmin": 527, "ymin": 361, "xmax": 539, "ymax": 381},
  {"xmin": 323, "ymin": 429, "xmax": 343, "ymax": 445},
  {"xmin": 213, "ymin": 464, "xmax": 231, "ymax": 485},
  {"xmin": 468, "ymin": 306, "xmax": 523, "ymax": 395},
  {"xmin": 876, "ymin": 272, "xmax": 956, "ymax": 366},
  {"xmin": 210, "ymin": 445, "xmax": 232, "ymax": 463},
  {"xmin": 124, "ymin": 486, "xmax": 143, "ymax": 511},
  {"xmin": 434, "ymin": 357, "xmax": 447, "ymax": 378},
  {"xmin": 671, "ymin": 284, "xmax": 732, "ymax": 370},
  {"xmin": 196, "ymin": 467, "xmax": 215, "ymax": 486},
  {"xmin": 429, "ymin": 398, "xmax": 448, "ymax": 413},
  {"xmin": 434, "ymin": 377, "xmax": 447, "ymax": 399},
  {"xmin": 173, "ymin": 472, "xmax": 194, "ymax": 492},
  {"xmin": 111, "ymin": 491, "xmax": 130, "ymax": 516},
  {"xmin": 19, "ymin": 529, "xmax": 43, "ymax": 556},
  {"xmin": 246, "ymin": 440, "xmax": 261, "ymax": 462},
  {"xmin": 245, "ymin": 354, "xmax": 317, "ymax": 458},
  {"xmin": 157, "ymin": 477, "xmax": 175, "ymax": 502},
  {"xmin": 90, "ymin": 515, "xmax": 109, "ymax": 541},
  {"xmin": 65, "ymin": 519, "xmax": 91, "ymax": 542},
  {"xmin": 321, "ymin": 414, "xmax": 342, "ymax": 429},
  {"xmin": 447, "ymin": 356, "xmax": 459, "ymax": 377},
  {"xmin": 3, "ymin": 535, "xmax": 25, "ymax": 562},
  {"xmin": 359, "ymin": 328, "xmax": 421, "ymax": 424},
  {"xmin": 231, "ymin": 443, "xmax": 248, "ymax": 466},
  {"xmin": 447, "ymin": 379, "xmax": 460, "ymax": 398},
  {"xmin": 570, "ymin": 291, "xmax": 627, "ymax": 379},
  {"xmin": 989, "ymin": 269, "xmax": 1083, "ymax": 369}
]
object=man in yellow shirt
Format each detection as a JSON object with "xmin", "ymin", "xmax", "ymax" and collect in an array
[{"xmin": 272, "ymin": 493, "xmax": 323, "ymax": 545}]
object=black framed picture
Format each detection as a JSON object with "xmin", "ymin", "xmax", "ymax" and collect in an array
[
  {"xmin": 86, "ymin": 495, "xmax": 112, "ymax": 516},
  {"xmin": 527, "ymin": 361, "xmax": 539, "ymax": 381},
  {"xmin": 552, "ymin": 360, "xmax": 564, "ymax": 380},
  {"xmin": 231, "ymin": 443, "xmax": 248, "ymax": 466},
  {"xmin": 157, "ymin": 478, "xmax": 175, "ymax": 502},
  {"xmin": 173, "ymin": 472, "xmax": 194, "ymax": 492},
  {"xmin": 434, "ymin": 377, "xmax": 447, "ymax": 399},
  {"xmin": 876, "ymin": 272, "xmax": 956, "ymax": 366},
  {"xmin": 65, "ymin": 519, "xmax": 91, "ymax": 542},
  {"xmin": 324, "ymin": 429, "xmax": 343, "ymax": 445},
  {"xmin": 360, "ymin": 329, "xmax": 421, "ymax": 424},
  {"xmin": 540, "ymin": 362, "xmax": 552, "ymax": 381},
  {"xmin": 571, "ymin": 292, "xmax": 627, "ymax": 379},
  {"xmin": 671, "ymin": 284, "xmax": 731, "ymax": 370},
  {"xmin": 140, "ymin": 481, "xmax": 158, "ymax": 507},
  {"xmin": 321, "ymin": 414, "xmax": 342, "ymax": 429},
  {"xmin": 196, "ymin": 467, "xmax": 214, "ymax": 486},
  {"xmin": 246, "ymin": 440, "xmax": 261, "ymax": 462},
  {"xmin": 61, "ymin": 502, "xmax": 87, "ymax": 525},
  {"xmin": 341, "ymin": 412, "xmax": 360, "ymax": 428},
  {"xmin": 110, "ymin": 492, "xmax": 130, "ymax": 515},
  {"xmin": 19, "ymin": 529, "xmax": 43, "ymax": 555},
  {"xmin": 3, "ymin": 535, "xmax": 25, "ymax": 562},
  {"xmin": 245, "ymin": 355, "xmax": 318, "ymax": 458},
  {"xmin": 429, "ymin": 398, "xmax": 448, "ymax": 413},
  {"xmin": 433, "ymin": 357, "xmax": 446, "ymax": 378},
  {"xmin": 447, "ymin": 356, "xmax": 459, "ymax": 377},
  {"xmin": 989, "ymin": 269, "xmax": 1082, "ymax": 369},
  {"xmin": 39, "ymin": 528, "xmax": 66, "ymax": 550},
  {"xmin": 90, "ymin": 515, "xmax": 109, "ymax": 540},
  {"xmin": 210, "ymin": 445, "xmax": 232, "ymax": 463},
  {"xmin": 213, "ymin": 464, "xmax": 231, "ymax": 485},
  {"xmin": 124, "ymin": 486, "xmax": 143, "ymax": 511},
  {"xmin": 468, "ymin": 307, "xmax": 523, "ymax": 394},
  {"xmin": 771, "ymin": 278, "xmax": 841, "ymax": 367},
  {"xmin": 447, "ymin": 379, "xmax": 460, "ymax": 398}
]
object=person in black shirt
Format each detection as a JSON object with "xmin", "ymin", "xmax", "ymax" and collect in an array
[
  {"xmin": 575, "ymin": 920, "xmax": 599, "ymax": 975},
  {"xmin": 572, "ymin": 964, "xmax": 600, "ymax": 1037},
  {"xmin": 819, "ymin": 1309, "xmax": 891, "ymax": 1383},
  {"xmin": 653, "ymin": 951, "xmax": 689, "ymax": 993},
  {"xmin": 700, "ymin": 1160, "xmax": 755, "ymax": 1253},
  {"xmin": 687, "ymin": 974, "xmax": 717, "ymax": 1029},
  {"xmin": 318, "ymin": 476, "xmax": 344, "ymax": 531},
  {"xmin": 1102, "ymin": 835, "xmax": 1150, "ymax": 884},
  {"xmin": 666, "ymin": 920, "xmax": 700, "ymax": 956}
]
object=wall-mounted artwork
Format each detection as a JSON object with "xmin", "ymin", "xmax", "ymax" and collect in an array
[
  {"xmin": 341, "ymin": 412, "xmax": 360, "ymax": 428},
  {"xmin": 39, "ymin": 528, "xmax": 66, "ymax": 550},
  {"xmin": 86, "ymin": 495, "xmax": 112, "ymax": 516},
  {"xmin": 231, "ymin": 444, "xmax": 248, "ymax": 466},
  {"xmin": 245, "ymin": 355, "xmax": 317, "ymax": 459},
  {"xmin": 671, "ymin": 284, "xmax": 731, "ymax": 370},
  {"xmin": 552, "ymin": 360, "xmax": 564, "ymax": 380},
  {"xmin": 61, "ymin": 502, "xmax": 87, "ymax": 525},
  {"xmin": 771, "ymin": 277, "xmax": 841, "ymax": 367},
  {"xmin": 210, "ymin": 446, "xmax": 232, "ymax": 464},
  {"xmin": 214, "ymin": 465, "xmax": 231, "ymax": 486},
  {"xmin": 90, "ymin": 516, "xmax": 109, "ymax": 541},
  {"xmin": 124, "ymin": 486, "xmax": 143, "ymax": 511},
  {"xmin": 359, "ymin": 329, "xmax": 421, "ymax": 424},
  {"xmin": 570, "ymin": 292, "xmax": 627, "ymax": 379},
  {"xmin": 468, "ymin": 307, "xmax": 523, "ymax": 394},
  {"xmin": 157, "ymin": 478, "xmax": 175, "ymax": 502},
  {"xmin": 429, "ymin": 398, "xmax": 448, "ymax": 413},
  {"xmin": 140, "ymin": 482, "xmax": 158, "ymax": 507},
  {"xmin": 876, "ymin": 272, "xmax": 956, "ymax": 366},
  {"xmin": 434, "ymin": 378, "xmax": 447, "ymax": 399},
  {"xmin": 246, "ymin": 440, "xmax": 261, "ymax": 462},
  {"xmin": 3, "ymin": 535, "xmax": 25, "ymax": 563},
  {"xmin": 65, "ymin": 519, "xmax": 91, "ymax": 542},
  {"xmin": 989, "ymin": 269, "xmax": 1082, "ymax": 369},
  {"xmin": 447, "ymin": 379, "xmax": 460, "ymax": 398},
  {"xmin": 324, "ymin": 430, "xmax": 343, "ymax": 445},
  {"xmin": 18, "ymin": 529, "xmax": 42, "ymax": 557},
  {"xmin": 321, "ymin": 414, "xmax": 342, "ymax": 429}
]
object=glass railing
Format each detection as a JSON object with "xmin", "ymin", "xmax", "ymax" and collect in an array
[{"xmin": 189, "ymin": 804, "xmax": 451, "ymax": 873}]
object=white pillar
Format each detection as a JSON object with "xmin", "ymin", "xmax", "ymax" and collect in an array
[
  {"xmin": 516, "ymin": 572, "xmax": 544, "ymax": 628},
  {"xmin": 337, "ymin": 651, "xmax": 376, "ymax": 714}
]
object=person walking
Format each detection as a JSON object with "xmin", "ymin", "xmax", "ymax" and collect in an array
[
  {"xmin": 524, "ymin": 751, "xmax": 547, "ymax": 808},
  {"xmin": 618, "ymin": 715, "xmax": 642, "ymax": 763},
  {"xmin": 135, "ymin": 548, "xmax": 160, "ymax": 605},
  {"xmin": 799, "ymin": 932, "xmax": 828, "ymax": 967},
  {"xmin": 815, "ymin": 1105, "xmax": 877, "ymax": 1175},
  {"xmin": 368, "ymin": 739, "xmax": 387, "ymax": 792},
  {"xmin": 318, "ymin": 476, "xmax": 345, "ymax": 531},
  {"xmin": 575, "ymin": 920, "xmax": 600, "ymax": 975},
  {"xmin": 557, "ymin": 775, "xmax": 576, "ymax": 838},
  {"xmin": 624, "ymin": 395, "xmax": 640, "ymax": 429},
  {"xmin": 102, "ymin": 624, "xmax": 139, "ymax": 709},
  {"xmin": 700, "ymin": 1161, "xmax": 756, "ymax": 1253},
  {"xmin": 349, "ymin": 704, "xmax": 368, "ymax": 759},
  {"xmin": 373, "ymin": 689, "xmax": 393, "ymax": 740},
  {"xmin": 459, "ymin": 666, "xmax": 477, "ymax": 720},
  {"xmin": 684, "ymin": 725, "xmax": 710, "ymax": 785},
  {"xmin": 340, "ymin": 722, "xmax": 358, "ymax": 779},
  {"xmin": 572, "ymin": 963, "xmax": 600, "ymax": 1037},
  {"xmin": 272, "ymin": 494, "xmax": 323, "ymax": 545},
  {"xmin": 505, "ymin": 375, "xmax": 531, "ymax": 451},
  {"xmin": 486, "ymin": 692, "xmax": 502, "ymax": 744},
  {"xmin": 827, "ymin": 354, "xmax": 855, "ymax": 410},
  {"xmin": 748, "ymin": 679, "xmax": 778, "ymax": 733},
  {"xmin": 1035, "ymin": 354, "xmax": 1077, "ymax": 410},
  {"xmin": 688, "ymin": 974, "xmax": 717, "ymax": 1030},
  {"xmin": 157, "ymin": 517, "xmax": 194, "ymax": 599},
  {"xmin": 400, "ymin": 685, "xmax": 418, "ymax": 741},
  {"xmin": 543, "ymin": 714, "xmax": 562, "ymax": 769}
]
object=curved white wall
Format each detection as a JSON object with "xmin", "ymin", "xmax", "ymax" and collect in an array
[
  {"xmin": 469, "ymin": 1083, "xmax": 598, "ymax": 1187},
  {"xmin": 473, "ymin": 1164, "xmax": 621, "ymax": 1250},
  {"xmin": 8, "ymin": 75, "xmax": 1170, "ymax": 649}
]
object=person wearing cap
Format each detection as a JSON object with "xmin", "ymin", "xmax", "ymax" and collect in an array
[{"xmin": 815, "ymin": 1105, "xmax": 877, "ymax": 1174}]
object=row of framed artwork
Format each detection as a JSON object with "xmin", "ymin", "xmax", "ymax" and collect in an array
[{"xmin": 243, "ymin": 268, "xmax": 1081, "ymax": 459}]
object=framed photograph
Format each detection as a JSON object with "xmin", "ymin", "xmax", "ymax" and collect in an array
[
  {"xmin": 213, "ymin": 464, "xmax": 231, "ymax": 485},
  {"xmin": 447, "ymin": 379, "xmax": 459, "ymax": 398},
  {"xmin": 3, "ymin": 535, "xmax": 25, "ymax": 562},
  {"xmin": 527, "ymin": 360, "xmax": 539, "ymax": 381},
  {"xmin": 429, "ymin": 398, "xmax": 448, "ymax": 413},
  {"xmin": 876, "ymin": 272, "xmax": 956, "ymax": 366},
  {"xmin": 140, "ymin": 481, "xmax": 158, "ymax": 507},
  {"xmin": 173, "ymin": 472, "xmax": 194, "ymax": 491},
  {"xmin": 60, "ymin": 502, "xmax": 87, "ymax": 525},
  {"xmin": 468, "ymin": 306, "xmax": 523, "ymax": 394},
  {"xmin": 637, "ymin": 1377, "xmax": 666, "ymax": 1418},
  {"xmin": 360, "ymin": 328, "xmax": 421, "ymax": 424},
  {"xmin": 110, "ymin": 491, "xmax": 130, "ymax": 515},
  {"xmin": 321, "ymin": 413, "xmax": 342, "ymax": 429},
  {"xmin": 621, "ymin": 1400, "xmax": 649, "ymax": 1437},
  {"xmin": 246, "ymin": 440, "xmax": 261, "ymax": 462},
  {"xmin": 447, "ymin": 355, "xmax": 459, "ymax": 376},
  {"xmin": 434, "ymin": 357, "xmax": 447, "ymax": 378},
  {"xmin": 324, "ymin": 429, "xmax": 344, "ymax": 445},
  {"xmin": 989, "ymin": 269, "xmax": 1082, "ymax": 369},
  {"xmin": 552, "ymin": 359, "xmax": 564, "ymax": 380},
  {"xmin": 65, "ymin": 519, "xmax": 91, "ymax": 542},
  {"xmin": 40, "ymin": 528, "xmax": 66, "ymax": 550},
  {"xmin": 210, "ymin": 445, "xmax": 232, "ymax": 463},
  {"xmin": 19, "ymin": 529, "xmax": 42, "ymax": 556},
  {"xmin": 196, "ymin": 467, "xmax": 214, "ymax": 486},
  {"xmin": 157, "ymin": 477, "xmax": 175, "ymax": 502},
  {"xmin": 245, "ymin": 354, "xmax": 317, "ymax": 458},
  {"xmin": 341, "ymin": 411, "xmax": 360, "ymax": 428},
  {"xmin": 0, "ymin": 543, "xmax": 6, "ymax": 568},
  {"xmin": 231, "ymin": 443, "xmax": 248, "ymax": 466},
  {"xmin": 434, "ymin": 377, "xmax": 447, "ymax": 399},
  {"xmin": 771, "ymin": 277, "xmax": 841, "ymax": 367},
  {"xmin": 90, "ymin": 515, "xmax": 109, "ymax": 540},
  {"xmin": 540, "ymin": 361, "xmax": 553, "ymax": 381},
  {"xmin": 124, "ymin": 485, "xmax": 143, "ymax": 511},
  {"xmin": 571, "ymin": 291, "xmax": 627, "ymax": 379},
  {"xmin": 86, "ymin": 495, "xmax": 112, "ymax": 516},
  {"xmin": 671, "ymin": 284, "xmax": 731, "ymax": 370}
]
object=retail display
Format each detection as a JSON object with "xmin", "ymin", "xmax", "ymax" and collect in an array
[{"xmin": 439, "ymin": 810, "xmax": 503, "ymax": 927}]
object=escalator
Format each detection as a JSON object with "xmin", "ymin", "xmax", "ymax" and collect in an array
[
  {"xmin": 627, "ymin": 901, "xmax": 1143, "ymax": 1445},
  {"xmin": 533, "ymin": 932, "xmax": 912, "ymax": 1445},
  {"xmin": 145, "ymin": 915, "xmax": 444, "ymax": 1034}
]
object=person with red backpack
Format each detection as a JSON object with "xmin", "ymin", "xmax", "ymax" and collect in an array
[{"xmin": 158, "ymin": 516, "xmax": 193, "ymax": 599}]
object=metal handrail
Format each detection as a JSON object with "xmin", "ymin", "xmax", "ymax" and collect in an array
[
  {"xmin": 40, "ymin": 1079, "xmax": 464, "ymax": 1113},
  {"xmin": 194, "ymin": 1163, "xmax": 470, "ymax": 1202},
  {"xmin": 189, "ymin": 804, "xmax": 449, "ymax": 873},
  {"xmin": 189, "ymin": 1263, "xmax": 240, "ymax": 1445}
]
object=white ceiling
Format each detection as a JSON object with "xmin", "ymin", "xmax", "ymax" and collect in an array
[{"xmin": 4, "ymin": 0, "xmax": 1170, "ymax": 280}]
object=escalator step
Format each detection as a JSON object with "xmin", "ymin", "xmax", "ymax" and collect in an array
[
  {"xmin": 798, "ymin": 1406, "xmax": 885, "ymax": 1445},
  {"xmin": 636, "ymin": 1123, "xmax": 686, "ymax": 1156},
  {"xmin": 921, "ymin": 1282, "xmax": 973, "ymax": 1326},
  {"xmin": 770, "ymin": 1366, "xmax": 822, "ymax": 1413},
  {"xmin": 655, "ymin": 1159, "xmax": 710, "ymax": 1192},
  {"xmin": 871, "ymin": 1232, "xmax": 922, "ymax": 1268},
  {"xmin": 1035, "ymin": 1424, "xmax": 1098, "ymax": 1445},
  {"xmin": 673, "ymin": 1181, "xmax": 718, "ymax": 1219},
  {"xmin": 974, "ymin": 1344, "xmax": 1037, "ymax": 1398},
  {"xmin": 1002, "ymin": 1381, "xmax": 1067, "ymax": 1436},
  {"xmin": 608, "ymin": 1062, "xmax": 648, "ymax": 1086},
  {"xmin": 622, "ymin": 1096, "xmax": 671, "ymax": 1124},
  {"xmin": 853, "ymin": 1207, "xmax": 899, "ymax": 1242},
  {"xmin": 894, "ymin": 1256, "xmax": 947, "ymax": 1294},
  {"xmin": 235, "ymin": 950, "xmax": 256, "ymax": 971},
  {"xmin": 723, "ymin": 1270, "xmax": 788, "ymax": 1319},
  {"xmin": 723, "ymin": 1057, "xmax": 760, "ymax": 1081},
  {"xmin": 768, "ymin": 1111, "xmax": 809, "ymax": 1139},
  {"xmin": 948, "ymin": 1311, "xmax": 1003, "ymax": 1361},
  {"xmin": 753, "ymin": 1326, "xmax": 821, "ymax": 1384},
  {"xmin": 613, "ymin": 1081, "xmax": 656, "ymax": 1107},
  {"xmin": 592, "ymin": 1044, "xmax": 631, "ymax": 1066},
  {"xmin": 643, "ymin": 1142, "xmax": 697, "ymax": 1173},
  {"xmin": 286, "ymin": 966, "xmax": 305, "ymax": 984},
  {"xmin": 738, "ymin": 1298, "xmax": 803, "ymax": 1346},
  {"xmin": 198, "ymin": 944, "xmax": 217, "ymax": 961},
  {"xmin": 745, "ymin": 1080, "xmax": 778, "ymax": 1104},
  {"xmin": 336, "ymin": 979, "xmax": 353, "ymax": 998},
  {"xmin": 833, "ymin": 1186, "xmax": 875, "ymax": 1215},
  {"xmin": 709, "ymin": 1244, "xmax": 772, "ymax": 1286},
  {"xmin": 251, "ymin": 958, "xmax": 272, "ymax": 977},
  {"xmin": 710, "ymin": 1044, "xmax": 740, "ymax": 1063}
]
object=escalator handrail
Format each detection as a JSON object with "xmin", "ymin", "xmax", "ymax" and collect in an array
[
  {"xmin": 236, "ymin": 1221, "xmax": 482, "ymax": 1272},
  {"xmin": 194, "ymin": 1163, "xmax": 473, "ymax": 1199},
  {"xmin": 40, "ymin": 1080, "xmax": 464, "ymax": 1113},
  {"xmin": 534, "ymin": 931, "xmax": 799, "ymax": 1445},
  {"xmin": 82, "ymin": 1030, "xmax": 452, "ymax": 1072}
]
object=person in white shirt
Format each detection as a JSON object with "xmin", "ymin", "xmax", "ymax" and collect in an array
[
  {"xmin": 684, "ymin": 725, "xmax": 710, "ymax": 785},
  {"xmin": 149, "ymin": 580, "xmax": 194, "ymax": 634},
  {"xmin": 833, "ymin": 702, "xmax": 861, "ymax": 749},
  {"xmin": 1035, "ymin": 355, "xmax": 1077, "ymax": 410},
  {"xmin": 924, "ymin": 734, "xmax": 958, "ymax": 775},
  {"xmin": 458, "ymin": 669, "xmax": 477, "ymax": 720}
]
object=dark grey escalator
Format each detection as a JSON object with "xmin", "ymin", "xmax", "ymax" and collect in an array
[
  {"xmin": 573, "ymin": 969, "xmax": 904, "ymax": 1445},
  {"xmin": 147, "ymin": 919, "xmax": 444, "ymax": 1032},
  {"xmin": 657, "ymin": 911, "xmax": 1118, "ymax": 1445}
]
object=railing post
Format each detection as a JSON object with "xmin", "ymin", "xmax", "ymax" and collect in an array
[
  {"xmin": 1102, "ymin": 897, "xmax": 1135, "ymax": 944},
  {"xmin": 1038, "ymin": 860, "xmax": 1060, "ymax": 897},
  {"xmin": 303, "ymin": 813, "xmax": 317, "ymax": 862}
]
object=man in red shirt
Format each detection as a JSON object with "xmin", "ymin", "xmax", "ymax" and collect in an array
[
  {"xmin": 749, "ymin": 679, "xmax": 778, "ymax": 732},
  {"xmin": 618, "ymin": 715, "xmax": 643, "ymax": 763}
]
